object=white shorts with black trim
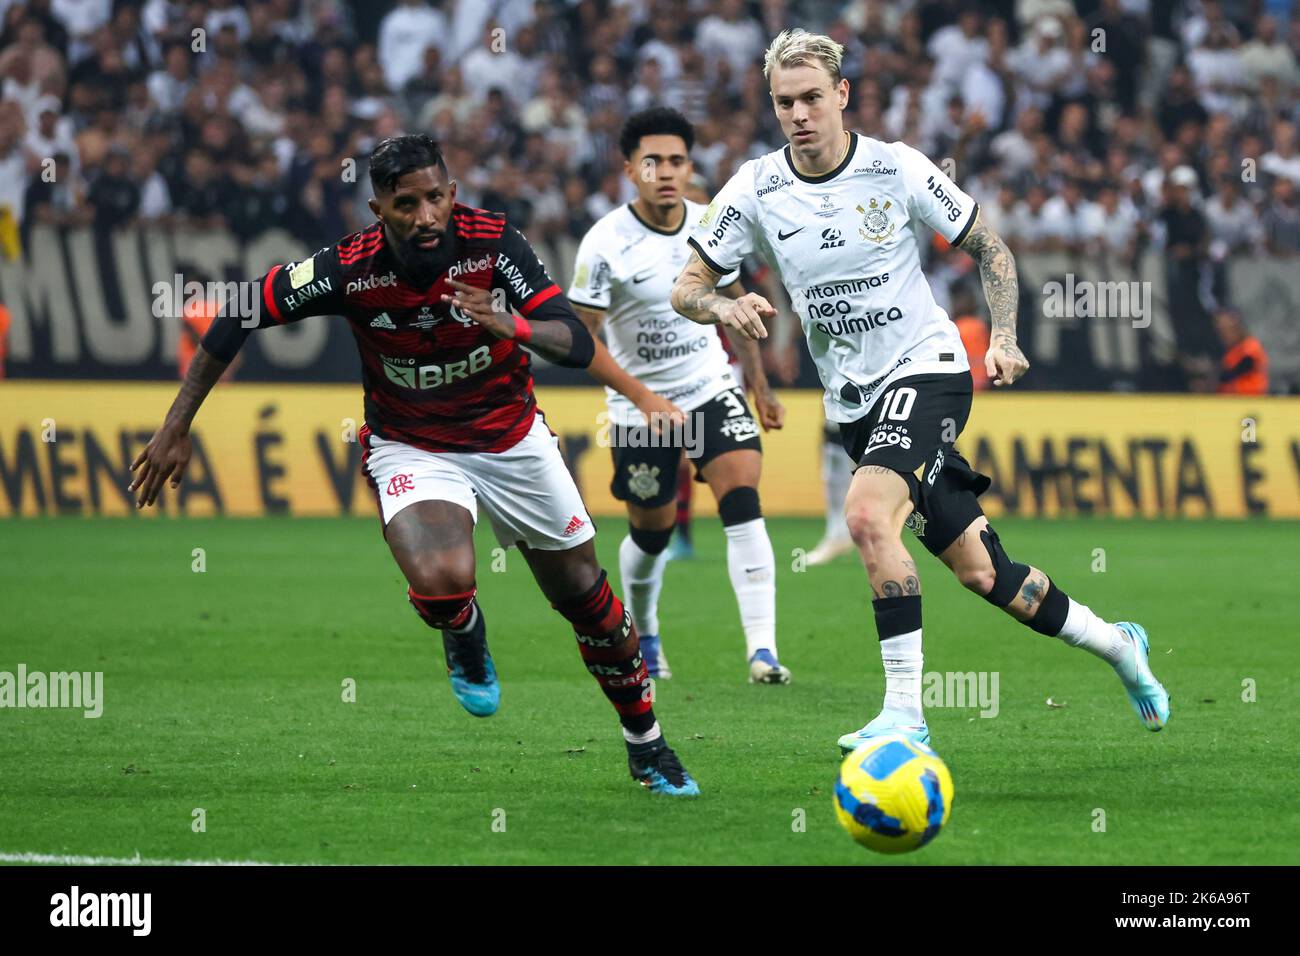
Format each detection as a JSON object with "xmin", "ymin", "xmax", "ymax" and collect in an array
[{"xmin": 361, "ymin": 413, "xmax": 596, "ymax": 551}]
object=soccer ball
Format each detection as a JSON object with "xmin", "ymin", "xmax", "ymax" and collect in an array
[{"xmin": 834, "ymin": 734, "xmax": 954, "ymax": 854}]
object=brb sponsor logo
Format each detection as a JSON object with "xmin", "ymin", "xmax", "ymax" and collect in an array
[
  {"xmin": 381, "ymin": 345, "xmax": 493, "ymax": 389},
  {"xmin": 345, "ymin": 271, "xmax": 397, "ymax": 294},
  {"xmin": 925, "ymin": 174, "xmax": 964, "ymax": 223}
]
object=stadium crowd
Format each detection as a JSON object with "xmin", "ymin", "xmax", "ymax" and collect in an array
[{"xmin": 0, "ymin": 0, "xmax": 1294, "ymax": 392}]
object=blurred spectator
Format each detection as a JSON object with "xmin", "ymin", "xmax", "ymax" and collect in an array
[
  {"xmin": 86, "ymin": 144, "xmax": 137, "ymax": 228},
  {"xmin": 377, "ymin": 0, "xmax": 447, "ymax": 93},
  {"xmin": 1262, "ymin": 175, "xmax": 1300, "ymax": 256},
  {"xmin": 0, "ymin": 0, "xmax": 1292, "ymax": 392},
  {"xmin": 1214, "ymin": 309, "xmax": 1269, "ymax": 395},
  {"xmin": 695, "ymin": 0, "xmax": 764, "ymax": 83}
]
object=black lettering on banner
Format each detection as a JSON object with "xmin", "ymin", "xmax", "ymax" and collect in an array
[
  {"xmin": 0, "ymin": 431, "xmax": 47, "ymax": 512},
  {"xmin": 47, "ymin": 432, "xmax": 81, "ymax": 513},
  {"xmin": 1240, "ymin": 437, "xmax": 1267, "ymax": 515},
  {"xmin": 1097, "ymin": 440, "xmax": 1141, "ymax": 513},
  {"xmin": 178, "ymin": 432, "xmax": 223, "ymax": 513},
  {"xmin": 1067, "ymin": 437, "xmax": 1094, "ymax": 514},
  {"xmin": 1142, "ymin": 438, "xmax": 1169, "ymax": 513},
  {"xmin": 1174, "ymin": 439, "xmax": 1212, "ymax": 513},
  {"xmin": 316, "ymin": 432, "xmax": 363, "ymax": 512},
  {"xmin": 254, "ymin": 405, "xmax": 289, "ymax": 515},
  {"xmin": 83, "ymin": 429, "xmax": 134, "ymax": 513}
]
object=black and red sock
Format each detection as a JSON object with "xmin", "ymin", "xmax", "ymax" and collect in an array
[{"xmin": 554, "ymin": 571, "xmax": 656, "ymax": 737}]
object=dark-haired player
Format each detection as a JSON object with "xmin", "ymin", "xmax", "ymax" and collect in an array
[
  {"xmin": 672, "ymin": 30, "xmax": 1169, "ymax": 751},
  {"xmin": 130, "ymin": 135, "xmax": 699, "ymax": 796},
  {"xmin": 569, "ymin": 107, "xmax": 791, "ymax": 684}
]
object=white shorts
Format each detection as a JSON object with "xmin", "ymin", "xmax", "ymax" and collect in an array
[{"xmin": 361, "ymin": 413, "xmax": 597, "ymax": 551}]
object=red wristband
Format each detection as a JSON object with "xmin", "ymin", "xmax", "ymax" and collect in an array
[{"xmin": 512, "ymin": 315, "xmax": 533, "ymax": 342}]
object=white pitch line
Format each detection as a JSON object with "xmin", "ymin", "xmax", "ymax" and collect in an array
[{"xmin": 0, "ymin": 850, "xmax": 287, "ymax": 867}]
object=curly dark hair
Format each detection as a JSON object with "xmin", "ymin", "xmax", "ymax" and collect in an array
[
  {"xmin": 368, "ymin": 134, "xmax": 448, "ymax": 195},
  {"xmin": 618, "ymin": 107, "xmax": 695, "ymax": 159}
]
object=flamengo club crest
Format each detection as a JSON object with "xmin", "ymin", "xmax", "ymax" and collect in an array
[{"xmin": 857, "ymin": 198, "xmax": 895, "ymax": 242}]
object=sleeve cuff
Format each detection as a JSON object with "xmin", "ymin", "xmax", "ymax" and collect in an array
[
  {"xmin": 952, "ymin": 202, "xmax": 980, "ymax": 248},
  {"xmin": 686, "ymin": 236, "xmax": 733, "ymax": 277}
]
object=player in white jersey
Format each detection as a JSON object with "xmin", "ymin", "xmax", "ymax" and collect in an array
[
  {"xmin": 672, "ymin": 30, "xmax": 1170, "ymax": 749},
  {"xmin": 569, "ymin": 108, "xmax": 791, "ymax": 684}
]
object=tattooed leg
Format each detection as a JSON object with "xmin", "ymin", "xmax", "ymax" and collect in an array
[{"xmin": 844, "ymin": 465, "xmax": 919, "ymax": 598}]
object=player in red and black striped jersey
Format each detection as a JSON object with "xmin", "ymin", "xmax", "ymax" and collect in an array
[{"xmin": 129, "ymin": 135, "xmax": 699, "ymax": 797}]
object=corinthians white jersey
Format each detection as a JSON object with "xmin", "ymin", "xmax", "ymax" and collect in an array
[
  {"xmin": 687, "ymin": 132, "xmax": 977, "ymax": 424},
  {"xmin": 569, "ymin": 200, "xmax": 740, "ymax": 426}
]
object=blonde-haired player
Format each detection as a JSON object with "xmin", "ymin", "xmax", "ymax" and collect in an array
[{"xmin": 672, "ymin": 29, "xmax": 1169, "ymax": 749}]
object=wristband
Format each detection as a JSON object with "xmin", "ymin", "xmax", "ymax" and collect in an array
[{"xmin": 512, "ymin": 315, "xmax": 533, "ymax": 342}]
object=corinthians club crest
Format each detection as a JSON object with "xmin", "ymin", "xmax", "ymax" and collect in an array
[
  {"xmin": 626, "ymin": 463, "xmax": 661, "ymax": 501},
  {"xmin": 857, "ymin": 198, "xmax": 894, "ymax": 242}
]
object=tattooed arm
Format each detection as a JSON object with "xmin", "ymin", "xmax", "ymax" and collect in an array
[
  {"xmin": 957, "ymin": 212, "xmax": 1030, "ymax": 386},
  {"xmin": 672, "ymin": 250, "xmax": 774, "ymax": 340}
]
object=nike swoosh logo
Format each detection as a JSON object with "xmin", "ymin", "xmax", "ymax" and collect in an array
[
  {"xmin": 777, "ymin": 227, "xmax": 805, "ymax": 240},
  {"xmin": 632, "ymin": 270, "xmax": 655, "ymax": 284}
]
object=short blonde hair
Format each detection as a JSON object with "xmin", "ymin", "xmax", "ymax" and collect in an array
[{"xmin": 762, "ymin": 29, "xmax": 845, "ymax": 83}]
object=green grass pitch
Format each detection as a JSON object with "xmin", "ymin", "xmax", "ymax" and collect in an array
[{"xmin": 1, "ymin": 516, "xmax": 1295, "ymax": 865}]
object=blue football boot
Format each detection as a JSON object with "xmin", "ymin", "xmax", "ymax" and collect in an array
[
  {"xmin": 1112, "ymin": 621, "xmax": 1170, "ymax": 731},
  {"xmin": 628, "ymin": 739, "xmax": 700, "ymax": 797},
  {"xmin": 838, "ymin": 707, "xmax": 930, "ymax": 754}
]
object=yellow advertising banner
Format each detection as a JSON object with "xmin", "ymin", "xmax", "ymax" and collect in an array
[{"xmin": 1, "ymin": 383, "xmax": 1297, "ymax": 518}]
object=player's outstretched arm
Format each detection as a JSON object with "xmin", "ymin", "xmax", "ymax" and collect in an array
[
  {"xmin": 718, "ymin": 282, "xmax": 784, "ymax": 431},
  {"xmin": 671, "ymin": 251, "xmax": 773, "ymax": 340},
  {"xmin": 128, "ymin": 345, "xmax": 229, "ymax": 508},
  {"xmin": 957, "ymin": 213, "xmax": 1029, "ymax": 387},
  {"xmin": 573, "ymin": 305, "xmax": 685, "ymax": 430}
]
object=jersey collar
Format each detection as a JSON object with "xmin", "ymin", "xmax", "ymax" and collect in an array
[
  {"xmin": 627, "ymin": 200, "xmax": 688, "ymax": 235},
  {"xmin": 783, "ymin": 131, "xmax": 858, "ymax": 184}
]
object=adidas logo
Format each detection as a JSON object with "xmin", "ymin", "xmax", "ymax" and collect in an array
[
  {"xmin": 370, "ymin": 312, "xmax": 396, "ymax": 329},
  {"xmin": 562, "ymin": 515, "xmax": 586, "ymax": 537}
]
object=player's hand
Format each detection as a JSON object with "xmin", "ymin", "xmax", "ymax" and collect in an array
[
  {"xmin": 717, "ymin": 293, "xmax": 773, "ymax": 340},
  {"xmin": 128, "ymin": 424, "xmax": 192, "ymax": 508},
  {"xmin": 441, "ymin": 279, "xmax": 517, "ymax": 339},
  {"xmin": 752, "ymin": 387, "xmax": 785, "ymax": 432},
  {"xmin": 636, "ymin": 391, "xmax": 687, "ymax": 437},
  {"xmin": 985, "ymin": 335, "xmax": 1030, "ymax": 387}
]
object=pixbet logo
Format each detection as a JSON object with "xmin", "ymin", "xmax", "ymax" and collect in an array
[{"xmin": 346, "ymin": 271, "xmax": 397, "ymax": 294}]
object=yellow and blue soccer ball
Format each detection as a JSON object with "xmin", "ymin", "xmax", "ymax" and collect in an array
[{"xmin": 834, "ymin": 735, "xmax": 954, "ymax": 854}]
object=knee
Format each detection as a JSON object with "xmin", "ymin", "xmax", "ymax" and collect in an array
[
  {"xmin": 845, "ymin": 499, "xmax": 898, "ymax": 553},
  {"xmin": 955, "ymin": 564, "xmax": 997, "ymax": 598},
  {"xmin": 405, "ymin": 554, "xmax": 476, "ymax": 628},
  {"xmin": 405, "ymin": 553, "xmax": 475, "ymax": 599}
]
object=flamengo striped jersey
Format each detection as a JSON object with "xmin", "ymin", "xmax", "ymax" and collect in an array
[
  {"xmin": 253, "ymin": 204, "xmax": 566, "ymax": 453},
  {"xmin": 687, "ymin": 132, "xmax": 979, "ymax": 423}
]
